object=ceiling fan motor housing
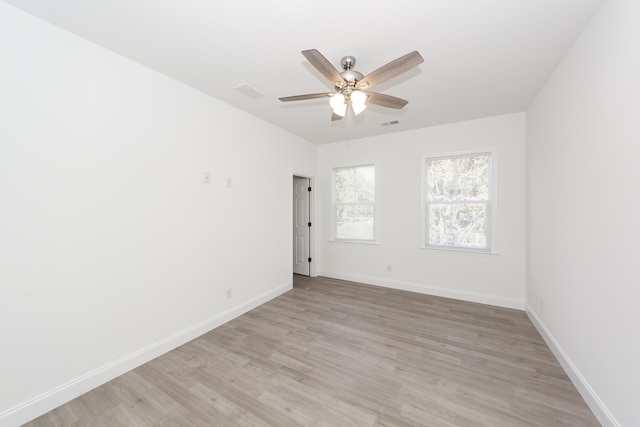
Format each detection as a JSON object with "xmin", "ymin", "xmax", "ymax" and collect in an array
[
  {"xmin": 340, "ymin": 69, "xmax": 364, "ymax": 86},
  {"xmin": 339, "ymin": 55, "xmax": 363, "ymax": 88}
]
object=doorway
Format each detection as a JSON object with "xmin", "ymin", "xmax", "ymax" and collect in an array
[{"xmin": 292, "ymin": 176, "xmax": 311, "ymax": 276}]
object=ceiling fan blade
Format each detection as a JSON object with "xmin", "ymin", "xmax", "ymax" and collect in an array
[
  {"xmin": 357, "ymin": 51, "xmax": 424, "ymax": 89},
  {"xmin": 331, "ymin": 112, "xmax": 344, "ymax": 121},
  {"xmin": 302, "ymin": 49, "xmax": 346, "ymax": 87},
  {"xmin": 365, "ymin": 92, "xmax": 409, "ymax": 109},
  {"xmin": 279, "ymin": 92, "xmax": 333, "ymax": 102}
]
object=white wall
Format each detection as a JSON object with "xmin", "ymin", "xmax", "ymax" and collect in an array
[
  {"xmin": 526, "ymin": 1, "xmax": 640, "ymax": 426},
  {"xmin": 0, "ymin": 4, "xmax": 316, "ymax": 425},
  {"xmin": 317, "ymin": 113, "xmax": 526, "ymax": 309}
]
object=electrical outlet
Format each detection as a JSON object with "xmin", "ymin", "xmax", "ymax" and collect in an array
[
  {"xmin": 226, "ymin": 288, "xmax": 232, "ymax": 299},
  {"xmin": 226, "ymin": 177, "xmax": 232, "ymax": 188},
  {"xmin": 386, "ymin": 264, "xmax": 392, "ymax": 272},
  {"xmin": 203, "ymin": 173, "xmax": 211, "ymax": 184},
  {"xmin": 540, "ymin": 298, "xmax": 544, "ymax": 311}
]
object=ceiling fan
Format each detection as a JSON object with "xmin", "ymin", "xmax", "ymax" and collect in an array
[{"xmin": 279, "ymin": 49, "xmax": 424, "ymax": 121}]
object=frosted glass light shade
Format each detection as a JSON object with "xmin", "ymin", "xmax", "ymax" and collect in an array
[
  {"xmin": 352, "ymin": 102, "xmax": 367, "ymax": 115},
  {"xmin": 350, "ymin": 90, "xmax": 367, "ymax": 106},
  {"xmin": 333, "ymin": 104, "xmax": 347, "ymax": 116},
  {"xmin": 330, "ymin": 93, "xmax": 345, "ymax": 110}
]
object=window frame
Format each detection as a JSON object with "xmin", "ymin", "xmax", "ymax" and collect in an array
[
  {"xmin": 421, "ymin": 149, "xmax": 497, "ymax": 253},
  {"xmin": 332, "ymin": 164, "xmax": 376, "ymax": 244}
]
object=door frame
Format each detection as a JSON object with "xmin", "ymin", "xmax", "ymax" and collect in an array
[{"xmin": 291, "ymin": 172, "xmax": 316, "ymax": 277}]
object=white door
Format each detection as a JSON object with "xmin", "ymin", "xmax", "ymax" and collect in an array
[{"xmin": 293, "ymin": 177, "xmax": 310, "ymax": 276}]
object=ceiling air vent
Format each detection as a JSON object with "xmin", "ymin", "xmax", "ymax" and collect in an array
[
  {"xmin": 233, "ymin": 83, "xmax": 264, "ymax": 99},
  {"xmin": 381, "ymin": 120, "xmax": 400, "ymax": 127}
]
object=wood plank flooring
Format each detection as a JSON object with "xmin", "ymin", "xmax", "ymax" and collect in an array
[{"xmin": 25, "ymin": 276, "xmax": 600, "ymax": 426}]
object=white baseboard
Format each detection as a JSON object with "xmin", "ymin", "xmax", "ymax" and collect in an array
[
  {"xmin": 0, "ymin": 281, "xmax": 292, "ymax": 427},
  {"xmin": 524, "ymin": 303, "xmax": 619, "ymax": 427},
  {"xmin": 318, "ymin": 270, "xmax": 523, "ymax": 310}
]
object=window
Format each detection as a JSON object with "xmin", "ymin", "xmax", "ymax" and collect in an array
[
  {"xmin": 424, "ymin": 152, "xmax": 493, "ymax": 251},
  {"xmin": 333, "ymin": 164, "xmax": 375, "ymax": 241}
]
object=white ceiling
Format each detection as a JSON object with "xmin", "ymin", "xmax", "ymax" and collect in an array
[{"xmin": 3, "ymin": 0, "xmax": 603, "ymax": 144}]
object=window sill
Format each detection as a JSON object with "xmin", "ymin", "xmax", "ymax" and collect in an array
[
  {"xmin": 419, "ymin": 245, "xmax": 499, "ymax": 256},
  {"xmin": 330, "ymin": 239, "xmax": 381, "ymax": 246}
]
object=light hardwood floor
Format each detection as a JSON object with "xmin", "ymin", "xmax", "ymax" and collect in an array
[{"xmin": 25, "ymin": 276, "xmax": 600, "ymax": 426}]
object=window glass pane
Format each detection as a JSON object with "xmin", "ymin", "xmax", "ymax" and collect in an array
[
  {"xmin": 354, "ymin": 165, "xmax": 375, "ymax": 203},
  {"xmin": 335, "ymin": 166, "xmax": 375, "ymax": 203},
  {"xmin": 426, "ymin": 155, "xmax": 489, "ymax": 202},
  {"xmin": 335, "ymin": 168, "xmax": 354, "ymax": 203},
  {"xmin": 428, "ymin": 203, "xmax": 487, "ymax": 248},
  {"xmin": 336, "ymin": 204, "xmax": 374, "ymax": 240}
]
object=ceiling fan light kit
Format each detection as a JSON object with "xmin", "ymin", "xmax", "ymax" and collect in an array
[
  {"xmin": 329, "ymin": 90, "xmax": 366, "ymax": 117},
  {"xmin": 279, "ymin": 49, "xmax": 424, "ymax": 122}
]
